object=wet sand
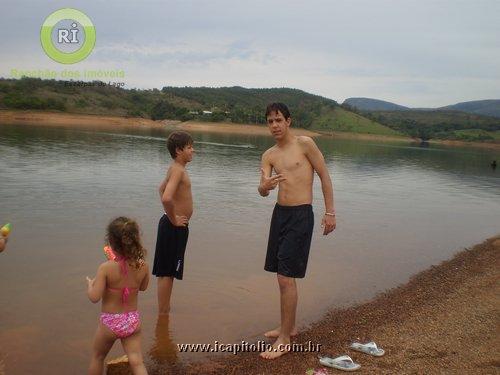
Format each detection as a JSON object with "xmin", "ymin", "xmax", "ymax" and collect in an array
[{"xmin": 108, "ymin": 236, "xmax": 499, "ymax": 374}]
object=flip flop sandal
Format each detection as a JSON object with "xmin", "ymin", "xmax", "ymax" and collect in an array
[
  {"xmin": 319, "ymin": 355, "xmax": 361, "ymax": 371},
  {"xmin": 350, "ymin": 341, "xmax": 385, "ymax": 357}
]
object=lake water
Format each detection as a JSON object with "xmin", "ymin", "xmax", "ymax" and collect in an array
[{"xmin": 0, "ymin": 123, "xmax": 499, "ymax": 374}]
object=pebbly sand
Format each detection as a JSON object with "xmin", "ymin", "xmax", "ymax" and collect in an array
[{"xmin": 105, "ymin": 236, "xmax": 500, "ymax": 374}]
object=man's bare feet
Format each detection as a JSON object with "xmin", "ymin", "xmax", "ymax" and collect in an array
[
  {"xmin": 259, "ymin": 337, "xmax": 290, "ymax": 360},
  {"xmin": 264, "ymin": 326, "xmax": 298, "ymax": 338}
]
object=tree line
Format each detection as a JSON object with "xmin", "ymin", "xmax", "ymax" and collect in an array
[
  {"xmin": 0, "ymin": 78, "xmax": 338, "ymax": 128},
  {"xmin": 341, "ymin": 103, "xmax": 500, "ymax": 141}
]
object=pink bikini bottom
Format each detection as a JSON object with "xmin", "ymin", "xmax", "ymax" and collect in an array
[{"xmin": 100, "ymin": 311, "xmax": 140, "ymax": 338}]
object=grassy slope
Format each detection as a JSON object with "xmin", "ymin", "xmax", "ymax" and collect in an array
[
  {"xmin": 163, "ymin": 87, "xmax": 401, "ymax": 135},
  {"xmin": 452, "ymin": 129, "xmax": 500, "ymax": 140},
  {"xmin": 311, "ymin": 106, "xmax": 403, "ymax": 136}
]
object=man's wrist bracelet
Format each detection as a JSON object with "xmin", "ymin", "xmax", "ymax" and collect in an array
[{"xmin": 325, "ymin": 212, "xmax": 336, "ymax": 217}]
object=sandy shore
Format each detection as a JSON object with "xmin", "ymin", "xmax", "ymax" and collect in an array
[
  {"xmin": 181, "ymin": 236, "xmax": 500, "ymax": 374},
  {"xmin": 0, "ymin": 110, "xmax": 166, "ymax": 131},
  {"xmin": 187, "ymin": 236, "xmax": 500, "ymax": 374},
  {"xmin": 107, "ymin": 236, "xmax": 500, "ymax": 374},
  {"xmin": 317, "ymin": 130, "xmax": 500, "ymax": 150},
  {"xmin": 0, "ymin": 110, "xmax": 318, "ymax": 137},
  {"xmin": 4, "ymin": 111, "xmax": 498, "ymax": 150},
  {"xmin": 431, "ymin": 138, "xmax": 500, "ymax": 151},
  {"xmin": 173, "ymin": 120, "xmax": 319, "ymax": 137}
]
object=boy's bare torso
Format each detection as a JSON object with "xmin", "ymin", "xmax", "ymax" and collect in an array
[
  {"xmin": 159, "ymin": 164, "xmax": 193, "ymax": 219},
  {"xmin": 266, "ymin": 137, "xmax": 314, "ymax": 206}
]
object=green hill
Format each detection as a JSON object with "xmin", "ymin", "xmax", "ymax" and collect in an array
[
  {"xmin": 309, "ymin": 106, "xmax": 402, "ymax": 136},
  {"xmin": 440, "ymin": 100, "xmax": 500, "ymax": 118},
  {"xmin": 0, "ymin": 78, "xmax": 400, "ymax": 137},
  {"xmin": 4, "ymin": 78, "xmax": 497, "ymax": 142},
  {"xmin": 343, "ymin": 97, "xmax": 409, "ymax": 111},
  {"xmin": 343, "ymin": 97, "xmax": 500, "ymax": 119},
  {"xmin": 361, "ymin": 110, "xmax": 500, "ymax": 142}
]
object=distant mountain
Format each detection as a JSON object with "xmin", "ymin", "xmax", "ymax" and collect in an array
[
  {"xmin": 343, "ymin": 97, "xmax": 409, "ymax": 111},
  {"xmin": 438, "ymin": 100, "xmax": 500, "ymax": 118},
  {"xmin": 342, "ymin": 97, "xmax": 500, "ymax": 142},
  {"xmin": 344, "ymin": 97, "xmax": 500, "ymax": 119}
]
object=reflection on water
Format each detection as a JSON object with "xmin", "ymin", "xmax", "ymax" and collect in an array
[
  {"xmin": 148, "ymin": 315, "xmax": 183, "ymax": 373},
  {"xmin": 0, "ymin": 123, "xmax": 499, "ymax": 374}
]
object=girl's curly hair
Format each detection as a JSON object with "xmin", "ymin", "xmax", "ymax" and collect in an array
[{"xmin": 106, "ymin": 217, "xmax": 146, "ymax": 269}]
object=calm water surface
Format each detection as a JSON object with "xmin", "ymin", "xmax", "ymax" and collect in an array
[{"xmin": 0, "ymin": 124, "xmax": 499, "ymax": 374}]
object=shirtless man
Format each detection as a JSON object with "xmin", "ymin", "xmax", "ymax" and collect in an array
[
  {"xmin": 258, "ymin": 103, "xmax": 336, "ymax": 359},
  {"xmin": 152, "ymin": 131, "xmax": 194, "ymax": 314}
]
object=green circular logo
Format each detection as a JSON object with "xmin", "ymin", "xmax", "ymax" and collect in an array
[{"xmin": 40, "ymin": 8, "xmax": 96, "ymax": 64}]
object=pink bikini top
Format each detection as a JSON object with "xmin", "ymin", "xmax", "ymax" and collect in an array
[{"xmin": 107, "ymin": 257, "xmax": 138, "ymax": 306}]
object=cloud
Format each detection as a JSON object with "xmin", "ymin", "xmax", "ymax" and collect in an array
[
  {"xmin": 92, "ymin": 37, "xmax": 267, "ymax": 66},
  {"xmin": 0, "ymin": 0, "xmax": 499, "ymax": 107}
]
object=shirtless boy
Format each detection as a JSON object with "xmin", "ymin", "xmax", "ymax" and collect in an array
[
  {"xmin": 258, "ymin": 103, "xmax": 336, "ymax": 359},
  {"xmin": 153, "ymin": 131, "xmax": 194, "ymax": 314}
]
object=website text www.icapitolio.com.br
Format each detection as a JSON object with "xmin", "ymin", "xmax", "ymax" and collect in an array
[{"xmin": 177, "ymin": 340, "xmax": 321, "ymax": 355}]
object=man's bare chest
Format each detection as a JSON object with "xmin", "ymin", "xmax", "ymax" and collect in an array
[{"xmin": 271, "ymin": 151, "xmax": 311, "ymax": 174}]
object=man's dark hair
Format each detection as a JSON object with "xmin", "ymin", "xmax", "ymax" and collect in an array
[
  {"xmin": 265, "ymin": 102, "xmax": 291, "ymax": 119},
  {"xmin": 167, "ymin": 131, "xmax": 193, "ymax": 159}
]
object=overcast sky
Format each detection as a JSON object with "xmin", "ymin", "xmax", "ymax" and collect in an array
[{"xmin": 1, "ymin": 0, "xmax": 499, "ymax": 107}]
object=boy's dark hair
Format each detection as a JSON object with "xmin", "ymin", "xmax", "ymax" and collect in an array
[
  {"xmin": 265, "ymin": 102, "xmax": 291, "ymax": 119},
  {"xmin": 167, "ymin": 131, "xmax": 193, "ymax": 159}
]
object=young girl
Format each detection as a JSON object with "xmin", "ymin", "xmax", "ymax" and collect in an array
[{"xmin": 86, "ymin": 217, "xmax": 150, "ymax": 375}]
